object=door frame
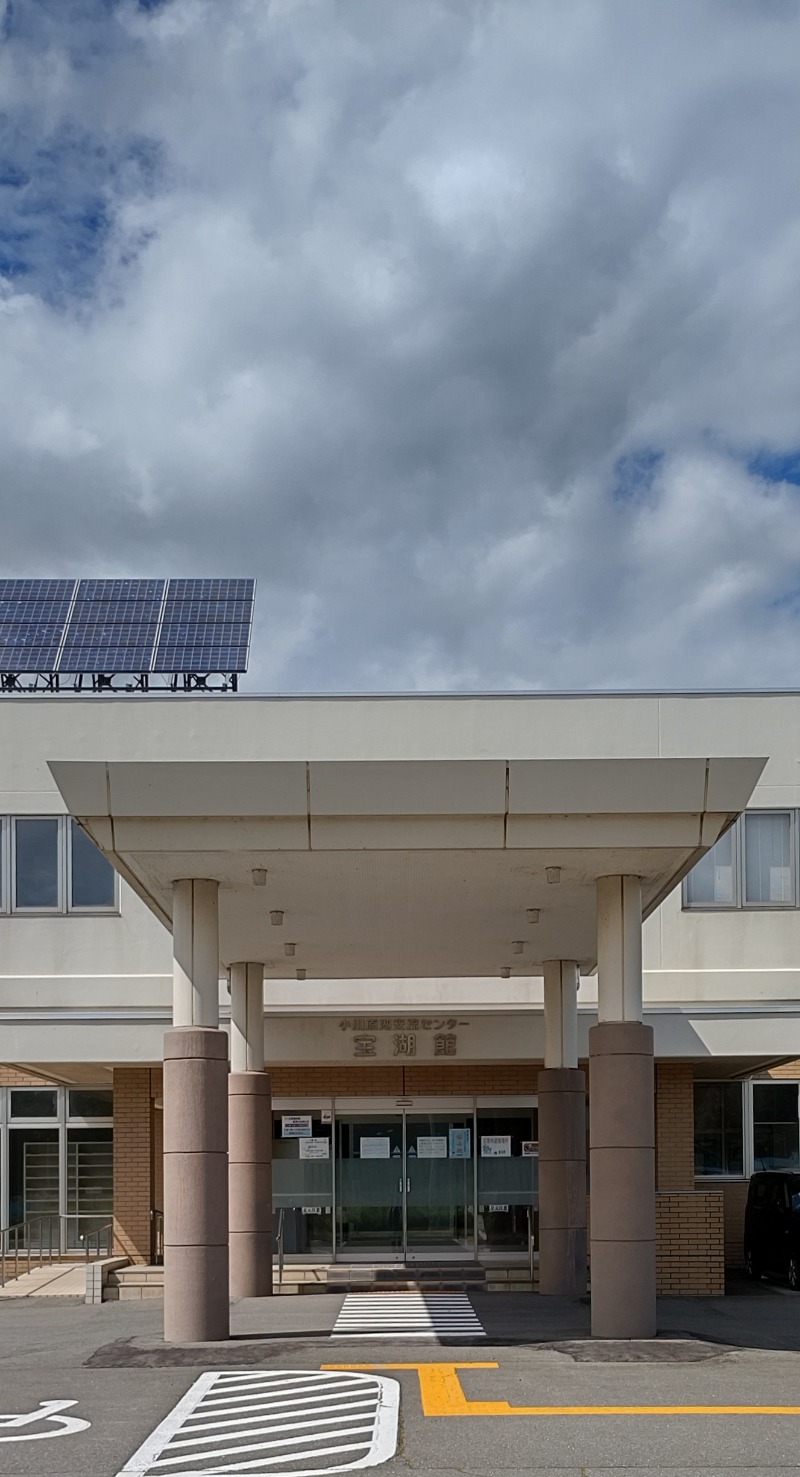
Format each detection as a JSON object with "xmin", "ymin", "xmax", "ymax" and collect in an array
[{"xmin": 334, "ymin": 1097, "xmax": 478, "ymax": 1261}]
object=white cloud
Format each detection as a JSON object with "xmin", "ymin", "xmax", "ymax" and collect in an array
[{"xmin": 1, "ymin": 0, "xmax": 800, "ymax": 691}]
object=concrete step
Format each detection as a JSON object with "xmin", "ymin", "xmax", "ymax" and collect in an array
[{"xmin": 104, "ymin": 1261, "xmax": 535, "ymax": 1300}]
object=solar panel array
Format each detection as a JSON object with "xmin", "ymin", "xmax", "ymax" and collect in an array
[{"xmin": 0, "ymin": 578, "xmax": 254, "ymax": 673}]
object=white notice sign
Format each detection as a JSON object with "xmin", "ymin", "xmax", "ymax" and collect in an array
[
  {"xmin": 481, "ymin": 1134, "xmax": 511, "ymax": 1158},
  {"xmin": 360, "ymin": 1136, "xmax": 391, "ymax": 1159},
  {"xmin": 282, "ymin": 1114, "xmax": 312, "ymax": 1138},
  {"xmin": 299, "ymin": 1137, "xmax": 330, "ymax": 1160},
  {"xmin": 416, "ymin": 1136, "xmax": 448, "ymax": 1159}
]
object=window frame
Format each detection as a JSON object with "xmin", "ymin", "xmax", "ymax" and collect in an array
[
  {"xmin": 740, "ymin": 809, "xmax": 797, "ymax": 910},
  {"xmin": 693, "ymin": 1079, "xmax": 747, "ymax": 1179},
  {"xmin": 4, "ymin": 815, "xmax": 118, "ymax": 917},
  {"xmin": 683, "ymin": 810, "xmax": 798, "ymax": 912},
  {"xmin": 683, "ymin": 821, "xmax": 739, "ymax": 911}
]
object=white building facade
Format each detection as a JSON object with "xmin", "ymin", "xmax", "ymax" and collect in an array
[{"xmin": 1, "ymin": 692, "xmax": 799, "ymax": 1335}]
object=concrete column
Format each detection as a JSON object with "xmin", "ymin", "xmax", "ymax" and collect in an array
[
  {"xmin": 173, "ymin": 878, "xmax": 221, "ymax": 1027},
  {"xmin": 163, "ymin": 1027, "xmax": 229, "ymax": 1341},
  {"xmin": 590, "ymin": 874, "xmax": 656, "ymax": 1338},
  {"xmin": 230, "ymin": 961, "xmax": 265, "ymax": 1073},
  {"xmin": 539, "ymin": 961, "xmax": 586, "ymax": 1297},
  {"xmin": 164, "ymin": 877, "xmax": 229, "ymax": 1342},
  {"xmin": 229, "ymin": 961, "xmax": 272, "ymax": 1298}
]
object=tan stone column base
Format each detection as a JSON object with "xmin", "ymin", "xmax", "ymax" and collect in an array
[
  {"xmin": 163, "ymin": 1027, "xmax": 229, "ymax": 1342},
  {"xmin": 537, "ymin": 1067, "xmax": 587, "ymax": 1297},
  {"xmin": 229, "ymin": 1071, "xmax": 273, "ymax": 1298},
  {"xmin": 589, "ymin": 1021, "xmax": 656, "ymax": 1338}
]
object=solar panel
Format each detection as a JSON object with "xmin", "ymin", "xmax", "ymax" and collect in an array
[
  {"xmin": 152, "ymin": 578, "xmax": 254, "ymax": 672},
  {"xmin": 58, "ymin": 579, "xmax": 164, "ymax": 673},
  {"xmin": 0, "ymin": 577, "xmax": 255, "ymax": 687},
  {"xmin": 0, "ymin": 579, "xmax": 75, "ymax": 670}
]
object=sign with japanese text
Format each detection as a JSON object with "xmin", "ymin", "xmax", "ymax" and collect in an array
[{"xmin": 282, "ymin": 1114, "xmax": 312, "ymax": 1138}]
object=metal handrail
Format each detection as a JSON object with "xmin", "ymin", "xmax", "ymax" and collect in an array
[
  {"xmin": 0, "ymin": 1214, "xmax": 59, "ymax": 1288},
  {"xmin": 0, "ymin": 1214, "xmax": 114, "ymax": 1287},
  {"xmin": 276, "ymin": 1209, "xmax": 285, "ymax": 1287},
  {"xmin": 151, "ymin": 1208, "xmax": 164, "ymax": 1266},
  {"xmin": 80, "ymin": 1221, "xmax": 114, "ymax": 1262}
]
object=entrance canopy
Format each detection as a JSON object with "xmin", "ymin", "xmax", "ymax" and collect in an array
[{"xmin": 47, "ymin": 694, "xmax": 766, "ymax": 978}]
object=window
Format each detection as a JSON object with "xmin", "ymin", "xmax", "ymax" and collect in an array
[
  {"xmin": 68, "ymin": 1089, "xmax": 113, "ymax": 1120},
  {"xmin": 753, "ymin": 1083, "xmax": 800, "ymax": 1170},
  {"xmin": 9, "ymin": 1089, "xmax": 58, "ymax": 1120},
  {"xmin": 684, "ymin": 810, "xmax": 797, "ymax": 910},
  {"xmin": 743, "ymin": 812, "xmax": 794, "ymax": 906},
  {"xmin": 14, "ymin": 818, "xmax": 59, "ymax": 909},
  {"xmin": 694, "ymin": 1082, "xmax": 744, "ymax": 1175},
  {"xmin": 684, "ymin": 828, "xmax": 735, "ymax": 907},
  {"xmin": 1, "ymin": 816, "xmax": 117, "ymax": 914},
  {"xmin": 69, "ymin": 821, "xmax": 116, "ymax": 909}
]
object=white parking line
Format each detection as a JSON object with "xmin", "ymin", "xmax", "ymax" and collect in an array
[{"xmin": 116, "ymin": 1370, "xmax": 399, "ymax": 1476}]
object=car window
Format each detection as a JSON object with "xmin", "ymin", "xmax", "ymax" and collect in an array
[
  {"xmin": 769, "ymin": 1180, "xmax": 789, "ymax": 1209},
  {"xmin": 792, "ymin": 1193, "xmax": 800, "ymax": 1213},
  {"xmin": 752, "ymin": 1178, "xmax": 769, "ymax": 1205}
]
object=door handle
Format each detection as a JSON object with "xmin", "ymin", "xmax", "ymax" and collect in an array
[
  {"xmin": 407, "ymin": 1178, "xmax": 411, "ymax": 1192},
  {"xmin": 398, "ymin": 1178, "xmax": 403, "ymax": 1194}
]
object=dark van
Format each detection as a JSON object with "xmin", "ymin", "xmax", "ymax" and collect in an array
[{"xmin": 744, "ymin": 1170, "xmax": 800, "ymax": 1289}]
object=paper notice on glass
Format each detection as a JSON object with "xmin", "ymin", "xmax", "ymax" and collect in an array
[
  {"xmin": 360, "ymin": 1136, "xmax": 391, "ymax": 1159},
  {"xmin": 449, "ymin": 1127, "xmax": 471, "ymax": 1159},
  {"xmin": 521, "ymin": 1140, "xmax": 538, "ymax": 1157},
  {"xmin": 417, "ymin": 1135, "xmax": 448, "ymax": 1159},
  {"xmin": 282, "ymin": 1114, "xmax": 312, "ymax": 1138},
  {"xmin": 481, "ymin": 1134, "xmax": 511, "ymax": 1158},
  {"xmin": 299, "ymin": 1137, "xmax": 330, "ymax": 1160}
]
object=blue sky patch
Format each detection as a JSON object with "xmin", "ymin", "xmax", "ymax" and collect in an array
[
  {"xmin": 746, "ymin": 449, "xmax": 800, "ymax": 486},
  {"xmin": 611, "ymin": 448, "xmax": 664, "ymax": 504}
]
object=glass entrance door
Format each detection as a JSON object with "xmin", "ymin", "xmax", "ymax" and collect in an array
[
  {"xmin": 336, "ymin": 1114, "xmax": 404, "ymax": 1257},
  {"xmin": 334, "ymin": 1107, "xmax": 475, "ymax": 1259},
  {"xmin": 405, "ymin": 1112, "xmax": 474, "ymax": 1257}
]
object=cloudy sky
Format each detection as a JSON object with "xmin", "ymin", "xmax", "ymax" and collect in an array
[{"xmin": 2, "ymin": 0, "xmax": 800, "ymax": 692}]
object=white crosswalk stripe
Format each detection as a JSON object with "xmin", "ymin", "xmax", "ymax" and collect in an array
[
  {"xmin": 115, "ymin": 1370, "xmax": 399, "ymax": 1475},
  {"xmin": 331, "ymin": 1292, "xmax": 486, "ymax": 1340}
]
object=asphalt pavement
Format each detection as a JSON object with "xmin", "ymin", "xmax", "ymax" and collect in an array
[{"xmin": 0, "ymin": 1283, "xmax": 799, "ymax": 1475}]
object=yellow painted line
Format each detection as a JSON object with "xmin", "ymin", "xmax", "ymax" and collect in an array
[{"xmin": 323, "ymin": 1362, "xmax": 800, "ymax": 1418}]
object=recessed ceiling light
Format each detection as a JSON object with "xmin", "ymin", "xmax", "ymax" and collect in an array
[
  {"xmin": 512, "ymin": 940, "xmax": 524, "ymax": 954},
  {"xmin": 296, "ymin": 968, "xmax": 306, "ymax": 981},
  {"xmin": 251, "ymin": 868, "xmax": 267, "ymax": 886},
  {"xmin": 527, "ymin": 908, "xmax": 540, "ymax": 923},
  {"xmin": 270, "ymin": 910, "xmax": 284, "ymax": 926},
  {"xmin": 284, "ymin": 942, "xmax": 296, "ymax": 957},
  {"xmin": 500, "ymin": 966, "xmax": 511, "ymax": 979},
  {"xmin": 546, "ymin": 867, "xmax": 561, "ymax": 885}
]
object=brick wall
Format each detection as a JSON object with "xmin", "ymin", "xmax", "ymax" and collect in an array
[
  {"xmin": 0, "ymin": 1065, "xmax": 56, "ymax": 1086},
  {"xmin": 719, "ymin": 1179, "xmax": 749, "ymax": 1269},
  {"xmin": 766, "ymin": 1060, "xmax": 800, "ymax": 1079},
  {"xmin": 269, "ymin": 1064, "xmax": 538, "ymax": 1096},
  {"xmin": 112, "ymin": 1068, "xmax": 156, "ymax": 1263},
  {"xmin": 656, "ymin": 1191, "xmax": 725, "ymax": 1295},
  {"xmin": 655, "ymin": 1063, "xmax": 695, "ymax": 1189}
]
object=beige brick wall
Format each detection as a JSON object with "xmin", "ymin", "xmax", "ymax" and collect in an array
[
  {"xmin": 766, "ymin": 1060, "xmax": 800, "ymax": 1079},
  {"xmin": 656, "ymin": 1063, "xmax": 695, "ymax": 1189},
  {"xmin": 112, "ymin": 1068, "xmax": 156, "ymax": 1263},
  {"xmin": 718, "ymin": 1179, "xmax": 749, "ymax": 1269},
  {"xmin": 269, "ymin": 1064, "xmax": 540, "ymax": 1096},
  {"xmin": 0, "ymin": 1065, "xmax": 56, "ymax": 1086},
  {"xmin": 656, "ymin": 1190, "xmax": 725, "ymax": 1295}
]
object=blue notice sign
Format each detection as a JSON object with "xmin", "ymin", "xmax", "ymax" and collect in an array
[{"xmin": 449, "ymin": 1127, "xmax": 471, "ymax": 1159}]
